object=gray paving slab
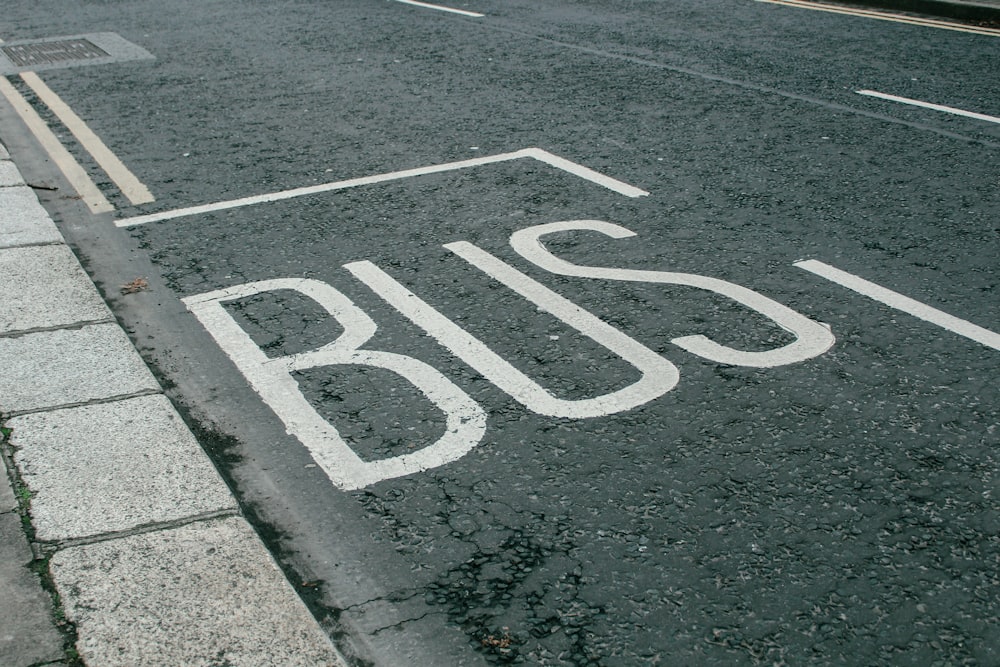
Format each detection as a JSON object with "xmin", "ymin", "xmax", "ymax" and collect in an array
[
  {"xmin": 0, "ymin": 185, "xmax": 62, "ymax": 248},
  {"xmin": 0, "ymin": 512, "xmax": 65, "ymax": 667},
  {"xmin": 9, "ymin": 394, "xmax": 238, "ymax": 542},
  {"xmin": 0, "ymin": 323, "xmax": 159, "ymax": 415},
  {"xmin": 51, "ymin": 516, "xmax": 346, "ymax": 667},
  {"xmin": 0, "ymin": 160, "xmax": 23, "ymax": 187},
  {"xmin": 0, "ymin": 143, "xmax": 8, "ymax": 159},
  {"xmin": 0, "ymin": 244, "xmax": 111, "ymax": 335}
]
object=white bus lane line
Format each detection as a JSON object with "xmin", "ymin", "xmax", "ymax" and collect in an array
[
  {"xmin": 755, "ymin": 0, "xmax": 1000, "ymax": 36},
  {"xmin": 115, "ymin": 148, "xmax": 648, "ymax": 228},
  {"xmin": 795, "ymin": 259, "xmax": 1000, "ymax": 352},
  {"xmin": 0, "ymin": 76, "xmax": 114, "ymax": 214},
  {"xmin": 392, "ymin": 0, "xmax": 485, "ymax": 18},
  {"xmin": 856, "ymin": 90, "xmax": 1000, "ymax": 125},
  {"xmin": 20, "ymin": 72, "xmax": 156, "ymax": 204}
]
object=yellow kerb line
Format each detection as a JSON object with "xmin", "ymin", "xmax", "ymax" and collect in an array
[
  {"xmin": 756, "ymin": 0, "xmax": 1000, "ymax": 36},
  {"xmin": 20, "ymin": 72, "xmax": 155, "ymax": 205},
  {"xmin": 0, "ymin": 76, "xmax": 114, "ymax": 214}
]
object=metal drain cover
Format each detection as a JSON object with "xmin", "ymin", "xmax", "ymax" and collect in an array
[
  {"xmin": 0, "ymin": 33, "xmax": 154, "ymax": 74},
  {"xmin": 2, "ymin": 39, "xmax": 110, "ymax": 68}
]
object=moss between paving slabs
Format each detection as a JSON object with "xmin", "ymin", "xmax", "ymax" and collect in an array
[{"xmin": 1, "ymin": 420, "xmax": 83, "ymax": 666}]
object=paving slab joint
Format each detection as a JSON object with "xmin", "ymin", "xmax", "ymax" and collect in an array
[
  {"xmin": 0, "ymin": 240, "xmax": 66, "ymax": 250},
  {"xmin": 34, "ymin": 507, "xmax": 244, "ymax": 554},
  {"xmin": 0, "ymin": 317, "xmax": 116, "ymax": 341},
  {"xmin": 1, "ymin": 387, "xmax": 163, "ymax": 419}
]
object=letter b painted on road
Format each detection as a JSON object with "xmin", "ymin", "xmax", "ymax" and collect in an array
[{"xmin": 182, "ymin": 279, "xmax": 486, "ymax": 490}]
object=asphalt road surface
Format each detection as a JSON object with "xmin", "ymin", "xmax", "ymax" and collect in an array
[{"xmin": 1, "ymin": 0, "xmax": 998, "ymax": 664}]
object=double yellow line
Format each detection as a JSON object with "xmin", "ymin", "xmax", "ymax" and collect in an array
[
  {"xmin": 756, "ymin": 0, "xmax": 1000, "ymax": 36},
  {"xmin": 0, "ymin": 62, "xmax": 154, "ymax": 214}
]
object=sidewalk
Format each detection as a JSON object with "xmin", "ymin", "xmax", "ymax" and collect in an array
[{"xmin": 0, "ymin": 143, "xmax": 346, "ymax": 665}]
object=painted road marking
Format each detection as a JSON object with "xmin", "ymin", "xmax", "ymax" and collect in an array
[
  {"xmin": 795, "ymin": 259, "xmax": 1000, "ymax": 352},
  {"xmin": 115, "ymin": 148, "xmax": 648, "ymax": 228},
  {"xmin": 188, "ymin": 227, "xmax": 842, "ymax": 488},
  {"xmin": 20, "ymin": 72, "xmax": 155, "ymax": 204},
  {"xmin": 0, "ymin": 76, "xmax": 113, "ymax": 214},
  {"xmin": 856, "ymin": 90, "xmax": 1000, "ymax": 125},
  {"xmin": 183, "ymin": 278, "xmax": 487, "ymax": 490},
  {"xmin": 755, "ymin": 0, "xmax": 1000, "ymax": 36},
  {"xmin": 521, "ymin": 148, "xmax": 648, "ymax": 198},
  {"xmin": 512, "ymin": 220, "xmax": 836, "ymax": 367},
  {"xmin": 392, "ymin": 0, "xmax": 485, "ymax": 18},
  {"xmin": 346, "ymin": 244, "xmax": 680, "ymax": 419},
  {"xmin": 189, "ymin": 237, "xmax": 999, "ymax": 491}
]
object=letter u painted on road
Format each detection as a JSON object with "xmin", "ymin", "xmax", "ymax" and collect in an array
[
  {"xmin": 182, "ymin": 279, "xmax": 487, "ymax": 490},
  {"xmin": 345, "ymin": 251, "xmax": 680, "ymax": 419}
]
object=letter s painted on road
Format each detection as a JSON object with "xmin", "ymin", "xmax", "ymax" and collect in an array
[{"xmin": 510, "ymin": 220, "xmax": 835, "ymax": 368}]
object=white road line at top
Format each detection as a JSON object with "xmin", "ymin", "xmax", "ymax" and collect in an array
[
  {"xmin": 754, "ymin": 0, "xmax": 1000, "ymax": 36},
  {"xmin": 523, "ymin": 148, "xmax": 650, "ymax": 198},
  {"xmin": 392, "ymin": 0, "xmax": 484, "ymax": 18},
  {"xmin": 116, "ymin": 150, "xmax": 531, "ymax": 227},
  {"xmin": 795, "ymin": 259, "xmax": 1000, "ymax": 352},
  {"xmin": 115, "ymin": 148, "xmax": 647, "ymax": 228},
  {"xmin": 20, "ymin": 72, "xmax": 155, "ymax": 205},
  {"xmin": 856, "ymin": 90, "xmax": 1000, "ymax": 125},
  {"xmin": 0, "ymin": 77, "xmax": 113, "ymax": 214}
]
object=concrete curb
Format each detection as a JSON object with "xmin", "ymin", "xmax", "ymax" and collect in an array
[
  {"xmin": 0, "ymin": 146, "xmax": 347, "ymax": 666},
  {"xmin": 822, "ymin": 0, "xmax": 1000, "ymax": 21}
]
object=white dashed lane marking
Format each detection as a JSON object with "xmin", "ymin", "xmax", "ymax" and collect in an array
[{"xmin": 856, "ymin": 90, "xmax": 1000, "ymax": 125}]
